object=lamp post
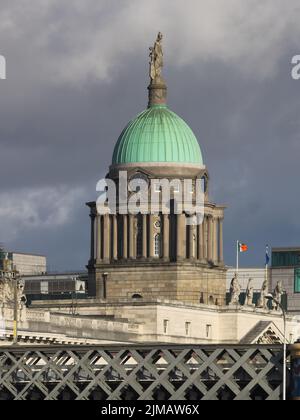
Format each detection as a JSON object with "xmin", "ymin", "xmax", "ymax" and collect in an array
[{"xmin": 265, "ymin": 294, "xmax": 287, "ymax": 401}]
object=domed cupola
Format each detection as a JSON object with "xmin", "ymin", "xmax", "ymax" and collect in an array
[{"xmin": 112, "ymin": 33, "xmax": 203, "ymax": 168}]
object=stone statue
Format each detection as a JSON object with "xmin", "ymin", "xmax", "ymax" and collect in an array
[
  {"xmin": 0, "ymin": 255, "xmax": 27, "ymax": 322},
  {"xmin": 149, "ymin": 47, "xmax": 156, "ymax": 81},
  {"xmin": 257, "ymin": 279, "xmax": 268, "ymax": 309},
  {"xmin": 149, "ymin": 32, "xmax": 164, "ymax": 83},
  {"xmin": 273, "ymin": 281, "xmax": 283, "ymax": 311},
  {"xmin": 244, "ymin": 278, "xmax": 254, "ymax": 306},
  {"xmin": 229, "ymin": 274, "xmax": 241, "ymax": 305},
  {"xmin": 0, "ymin": 278, "xmax": 5, "ymax": 305}
]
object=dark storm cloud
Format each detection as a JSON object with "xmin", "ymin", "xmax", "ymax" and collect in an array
[{"xmin": 0, "ymin": 0, "xmax": 300, "ymax": 270}]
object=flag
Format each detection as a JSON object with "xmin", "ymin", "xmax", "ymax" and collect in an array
[
  {"xmin": 265, "ymin": 245, "xmax": 270, "ymax": 266},
  {"xmin": 239, "ymin": 243, "xmax": 248, "ymax": 253}
]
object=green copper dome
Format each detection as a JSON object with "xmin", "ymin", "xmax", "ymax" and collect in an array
[{"xmin": 112, "ymin": 104, "xmax": 203, "ymax": 166}]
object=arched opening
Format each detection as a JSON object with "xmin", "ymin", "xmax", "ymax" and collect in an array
[{"xmin": 132, "ymin": 293, "xmax": 143, "ymax": 300}]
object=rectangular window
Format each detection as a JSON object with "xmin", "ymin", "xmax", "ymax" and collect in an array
[
  {"xmin": 295, "ymin": 268, "xmax": 300, "ymax": 293},
  {"xmin": 163, "ymin": 319, "xmax": 169, "ymax": 334},
  {"xmin": 185, "ymin": 322, "xmax": 191, "ymax": 336},
  {"xmin": 40, "ymin": 281, "xmax": 49, "ymax": 295},
  {"xmin": 206, "ymin": 324, "xmax": 212, "ymax": 339}
]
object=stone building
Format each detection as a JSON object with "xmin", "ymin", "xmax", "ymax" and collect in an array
[
  {"xmin": 271, "ymin": 247, "xmax": 300, "ymax": 314},
  {"xmin": 1, "ymin": 34, "xmax": 297, "ymax": 347},
  {"xmin": 87, "ymin": 34, "xmax": 226, "ymax": 306},
  {"xmin": 0, "ymin": 249, "xmax": 46, "ymax": 276}
]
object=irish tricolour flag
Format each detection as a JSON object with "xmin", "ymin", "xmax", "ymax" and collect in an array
[
  {"xmin": 239, "ymin": 243, "xmax": 248, "ymax": 253},
  {"xmin": 236, "ymin": 241, "xmax": 248, "ymax": 275}
]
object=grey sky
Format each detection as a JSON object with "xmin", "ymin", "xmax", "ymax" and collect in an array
[{"xmin": 0, "ymin": 0, "xmax": 300, "ymax": 270}]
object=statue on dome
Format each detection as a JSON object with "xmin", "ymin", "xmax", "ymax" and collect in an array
[{"xmin": 149, "ymin": 32, "xmax": 164, "ymax": 83}]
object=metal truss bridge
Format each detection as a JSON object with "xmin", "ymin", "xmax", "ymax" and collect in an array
[{"xmin": 0, "ymin": 344, "xmax": 289, "ymax": 400}]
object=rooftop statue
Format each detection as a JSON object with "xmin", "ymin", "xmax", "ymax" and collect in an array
[
  {"xmin": 229, "ymin": 274, "xmax": 241, "ymax": 305},
  {"xmin": 257, "ymin": 279, "xmax": 268, "ymax": 309},
  {"xmin": 0, "ymin": 253, "xmax": 27, "ymax": 315},
  {"xmin": 273, "ymin": 281, "xmax": 283, "ymax": 311},
  {"xmin": 244, "ymin": 278, "xmax": 254, "ymax": 306},
  {"xmin": 149, "ymin": 32, "xmax": 164, "ymax": 83}
]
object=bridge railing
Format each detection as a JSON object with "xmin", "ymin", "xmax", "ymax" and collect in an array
[{"xmin": 0, "ymin": 344, "xmax": 290, "ymax": 400}]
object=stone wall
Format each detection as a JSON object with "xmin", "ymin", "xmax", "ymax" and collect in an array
[{"xmin": 93, "ymin": 262, "xmax": 226, "ymax": 305}]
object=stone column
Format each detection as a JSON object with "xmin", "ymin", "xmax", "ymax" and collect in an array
[
  {"xmin": 112, "ymin": 215, "xmax": 118, "ymax": 260},
  {"xmin": 149, "ymin": 214, "xmax": 155, "ymax": 258},
  {"xmin": 163, "ymin": 214, "xmax": 170, "ymax": 260},
  {"xmin": 219, "ymin": 218, "xmax": 224, "ymax": 264},
  {"xmin": 103, "ymin": 214, "xmax": 111, "ymax": 262},
  {"xmin": 203, "ymin": 216, "xmax": 207, "ymax": 260},
  {"xmin": 90, "ymin": 212, "xmax": 96, "ymax": 263},
  {"xmin": 177, "ymin": 213, "xmax": 186, "ymax": 260},
  {"xmin": 213, "ymin": 217, "xmax": 218, "ymax": 264},
  {"xmin": 123, "ymin": 215, "xmax": 128, "ymax": 259},
  {"xmin": 198, "ymin": 217, "xmax": 204, "ymax": 260},
  {"xmin": 207, "ymin": 216, "xmax": 213, "ymax": 261},
  {"xmin": 96, "ymin": 215, "xmax": 102, "ymax": 262}
]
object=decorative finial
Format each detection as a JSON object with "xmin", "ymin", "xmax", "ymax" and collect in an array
[{"xmin": 148, "ymin": 32, "xmax": 167, "ymax": 107}]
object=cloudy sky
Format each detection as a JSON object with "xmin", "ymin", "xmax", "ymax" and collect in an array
[{"xmin": 0, "ymin": 0, "xmax": 300, "ymax": 271}]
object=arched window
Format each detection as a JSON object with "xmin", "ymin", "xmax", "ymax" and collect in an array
[
  {"xmin": 154, "ymin": 234, "xmax": 162, "ymax": 258},
  {"xmin": 201, "ymin": 175, "xmax": 208, "ymax": 194}
]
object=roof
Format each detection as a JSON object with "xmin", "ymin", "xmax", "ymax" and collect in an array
[{"xmin": 112, "ymin": 104, "xmax": 203, "ymax": 166}]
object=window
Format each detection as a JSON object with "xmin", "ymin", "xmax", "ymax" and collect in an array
[
  {"xmin": 154, "ymin": 234, "xmax": 162, "ymax": 257},
  {"xmin": 201, "ymin": 176, "xmax": 208, "ymax": 193},
  {"xmin": 163, "ymin": 320, "xmax": 169, "ymax": 334},
  {"xmin": 40, "ymin": 281, "xmax": 49, "ymax": 295},
  {"xmin": 185, "ymin": 322, "xmax": 191, "ymax": 336},
  {"xmin": 295, "ymin": 268, "xmax": 300, "ymax": 293},
  {"xmin": 206, "ymin": 324, "xmax": 212, "ymax": 339}
]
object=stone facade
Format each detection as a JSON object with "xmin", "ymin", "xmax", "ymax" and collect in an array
[
  {"xmin": 90, "ymin": 261, "xmax": 226, "ymax": 305},
  {"xmin": 2, "ymin": 298, "xmax": 298, "ymax": 346},
  {"xmin": 87, "ymin": 164, "xmax": 226, "ymax": 305}
]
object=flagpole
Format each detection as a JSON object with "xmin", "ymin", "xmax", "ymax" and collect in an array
[
  {"xmin": 265, "ymin": 245, "xmax": 269, "ymax": 289},
  {"xmin": 236, "ymin": 240, "xmax": 239, "ymax": 278}
]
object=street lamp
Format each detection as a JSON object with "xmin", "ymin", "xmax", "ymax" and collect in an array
[{"xmin": 265, "ymin": 293, "xmax": 287, "ymax": 401}]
